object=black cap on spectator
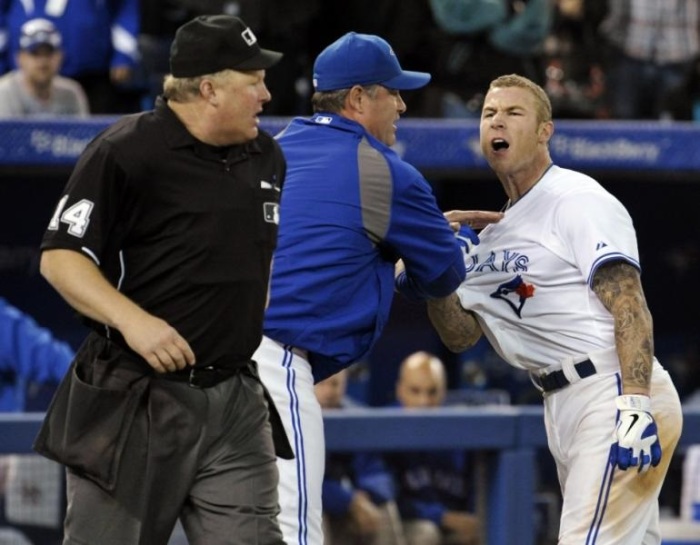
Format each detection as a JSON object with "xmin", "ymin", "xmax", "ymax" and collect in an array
[{"xmin": 170, "ymin": 15, "xmax": 282, "ymax": 78}]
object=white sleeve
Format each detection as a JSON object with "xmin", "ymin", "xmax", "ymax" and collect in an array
[{"xmin": 554, "ymin": 188, "xmax": 640, "ymax": 286}]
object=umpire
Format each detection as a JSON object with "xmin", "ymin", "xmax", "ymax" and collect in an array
[{"xmin": 34, "ymin": 15, "xmax": 291, "ymax": 545}]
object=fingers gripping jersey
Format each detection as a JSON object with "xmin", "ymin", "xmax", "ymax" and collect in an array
[{"xmin": 456, "ymin": 165, "xmax": 640, "ymax": 371}]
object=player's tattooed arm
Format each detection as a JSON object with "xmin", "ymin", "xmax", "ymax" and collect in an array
[
  {"xmin": 591, "ymin": 261, "xmax": 653, "ymax": 395},
  {"xmin": 427, "ymin": 293, "xmax": 482, "ymax": 353}
]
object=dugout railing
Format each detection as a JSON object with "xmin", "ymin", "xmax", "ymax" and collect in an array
[{"xmin": 1, "ymin": 407, "xmax": 700, "ymax": 545}]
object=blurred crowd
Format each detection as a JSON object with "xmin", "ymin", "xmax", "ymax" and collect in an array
[{"xmin": 0, "ymin": 0, "xmax": 699, "ymax": 120}]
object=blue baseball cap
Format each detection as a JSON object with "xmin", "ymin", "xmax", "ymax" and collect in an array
[{"xmin": 313, "ymin": 32, "xmax": 431, "ymax": 92}]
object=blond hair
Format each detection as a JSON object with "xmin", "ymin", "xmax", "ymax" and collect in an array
[
  {"xmin": 488, "ymin": 74, "xmax": 552, "ymax": 124},
  {"xmin": 163, "ymin": 70, "xmax": 236, "ymax": 102}
]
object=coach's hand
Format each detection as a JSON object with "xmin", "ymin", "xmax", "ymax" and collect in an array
[
  {"xmin": 444, "ymin": 209, "xmax": 504, "ymax": 231},
  {"xmin": 456, "ymin": 225, "xmax": 479, "ymax": 255},
  {"xmin": 611, "ymin": 394, "xmax": 661, "ymax": 473}
]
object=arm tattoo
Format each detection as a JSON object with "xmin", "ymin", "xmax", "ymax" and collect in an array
[
  {"xmin": 592, "ymin": 261, "xmax": 653, "ymax": 392},
  {"xmin": 427, "ymin": 293, "xmax": 482, "ymax": 353}
]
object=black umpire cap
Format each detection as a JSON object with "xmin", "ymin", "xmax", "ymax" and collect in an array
[{"xmin": 169, "ymin": 15, "xmax": 283, "ymax": 78}]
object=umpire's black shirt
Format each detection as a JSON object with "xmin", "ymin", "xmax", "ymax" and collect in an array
[{"xmin": 41, "ymin": 97, "xmax": 286, "ymax": 366}]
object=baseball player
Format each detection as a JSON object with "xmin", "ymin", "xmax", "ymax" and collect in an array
[
  {"xmin": 427, "ymin": 74, "xmax": 683, "ymax": 544},
  {"xmin": 253, "ymin": 32, "xmax": 502, "ymax": 545}
]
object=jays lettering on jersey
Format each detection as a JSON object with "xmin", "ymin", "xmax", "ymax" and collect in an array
[
  {"xmin": 40, "ymin": 98, "xmax": 285, "ymax": 366},
  {"xmin": 456, "ymin": 165, "xmax": 640, "ymax": 371},
  {"xmin": 264, "ymin": 113, "xmax": 464, "ymax": 382}
]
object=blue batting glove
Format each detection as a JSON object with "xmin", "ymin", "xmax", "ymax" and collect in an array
[{"xmin": 610, "ymin": 395, "xmax": 662, "ymax": 473}]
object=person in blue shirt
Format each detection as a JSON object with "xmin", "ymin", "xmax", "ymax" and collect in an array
[
  {"xmin": 316, "ymin": 369, "xmax": 405, "ymax": 545},
  {"xmin": 0, "ymin": 297, "xmax": 73, "ymax": 545},
  {"xmin": 387, "ymin": 351, "xmax": 481, "ymax": 545},
  {"xmin": 253, "ymin": 31, "xmax": 502, "ymax": 545},
  {"xmin": 0, "ymin": 297, "xmax": 73, "ymax": 412}
]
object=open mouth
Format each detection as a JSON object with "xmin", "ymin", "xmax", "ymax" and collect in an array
[{"xmin": 492, "ymin": 138, "xmax": 509, "ymax": 151}]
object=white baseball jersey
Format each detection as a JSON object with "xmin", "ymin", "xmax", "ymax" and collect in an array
[
  {"xmin": 456, "ymin": 165, "xmax": 683, "ymax": 544},
  {"xmin": 457, "ymin": 164, "xmax": 639, "ymax": 372}
]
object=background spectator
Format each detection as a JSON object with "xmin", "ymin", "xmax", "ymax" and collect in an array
[
  {"xmin": 0, "ymin": 297, "xmax": 74, "ymax": 545},
  {"xmin": 135, "ymin": 0, "xmax": 322, "ymax": 114},
  {"xmin": 541, "ymin": 0, "xmax": 608, "ymax": 119},
  {"xmin": 0, "ymin": 0, "xmax": 141, "ymax": 113},
  {"xmin": 426, "ymin": 0, "xmax": 553, "ymax": 118},
  {"xmin": 135, "ymin": 0, "xmax": 193, "ymax": 110},
  {"xmin": 0, "ymin": 296, "xmax": 73, "ymax": 412},
  {"xmin": 662, "ymin": 54, "xmax": 700, "ymax": 121},
  {"xmin": 317, "ymin": 369, "xmax": 406, "ymax": 545},
  {"xmin": 599, "ymin": 0, "xmax": 700, "ymax": 120},
  {"xmin": 0, "ymin": 18, "xmax": 88, "ymax": 118},
  {"xmin": 387, "ymin": 351, "xmax": 481, "ymax": 545}
]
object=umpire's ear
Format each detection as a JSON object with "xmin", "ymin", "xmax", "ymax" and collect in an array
[{"xmin": 199, "ymin": 77, "xmax": 218, "ymax": 106}]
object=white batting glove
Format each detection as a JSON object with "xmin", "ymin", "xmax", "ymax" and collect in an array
[{"xmin": 610, "ymin": 395, "xmax": 662, "ymax": 473}]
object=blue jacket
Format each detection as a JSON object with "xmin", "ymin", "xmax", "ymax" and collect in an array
[
  {"xmin": 0, "ymin": 298, "xmax": 74, "ymax": 412},
  {"xmin": 383, "ymin": 400, "xmax": 473, "ymax": 525},
  {"xmin": 387, "ymin": 448, "xmax": 471, "ymax": 525},
  {"xmin": 265, "ymin": 114, "xmax": 466, "ymax": 382},
  {"xmin": 323, "ymin": 451, "xmax": 397, "ymax": 516},
  {"xmin": 0, "ymin": 0, "xmax": 139, "ymax": 77}
]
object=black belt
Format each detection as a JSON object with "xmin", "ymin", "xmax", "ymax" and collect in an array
[
  {"xmin": 93, "ymin": 330, "xmax": 254, "ymax": 389},
  {"xmin": 160, "ymin": 359, "xmax": 255, "ymax": 388},
  {"xmin": 538, "ymin": 359, "xmax": 596, "ymax": 393}
]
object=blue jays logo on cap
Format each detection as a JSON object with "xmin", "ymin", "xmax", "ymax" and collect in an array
[{"xmin": 312, "ymin": 32, "xmax": 431, "ymax": 92}]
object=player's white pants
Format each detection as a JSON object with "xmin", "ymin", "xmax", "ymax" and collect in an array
[
  {"xmin": 544, "ymin": 357, "xmax": 682, "ymax": 545},
  {"xmin": 255, "ymin": 335, "xmax": 325, "ymax": 545}
]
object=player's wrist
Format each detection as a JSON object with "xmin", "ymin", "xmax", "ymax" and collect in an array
[{"xmin": 615, "ymin": 394, "xmax": 651, "ymax": 412}]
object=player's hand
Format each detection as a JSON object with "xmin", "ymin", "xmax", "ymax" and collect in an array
[
  {"xmin": 120, "ymin": 313, "xmax": 196, "ymax": 373},
  {"xmin": 444, "ymin": 210, "xmax": 504, "ymax": 232},
  {"xmin": 610, "ymin": 394, "xmax": 662, "ymax": 473}
]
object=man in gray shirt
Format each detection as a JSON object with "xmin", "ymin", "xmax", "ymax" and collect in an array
[{"xmin": 0, "ymin": 18, "xmax": 88, "ymax": 117}]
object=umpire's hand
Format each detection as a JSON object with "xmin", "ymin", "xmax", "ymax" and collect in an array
[{"xmin": 121, "ymin": 313, "xmax": 196, "ymax": 373}]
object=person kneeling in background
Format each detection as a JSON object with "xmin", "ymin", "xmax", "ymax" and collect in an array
[{"xmin": 316, "ymin": 369, "xmax": 406, "ymax": 545}]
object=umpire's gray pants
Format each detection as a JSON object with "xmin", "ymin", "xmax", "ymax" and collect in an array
[{"xmin": 62, "ymin": 361, "xmax": 284, "ymax": 545}]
